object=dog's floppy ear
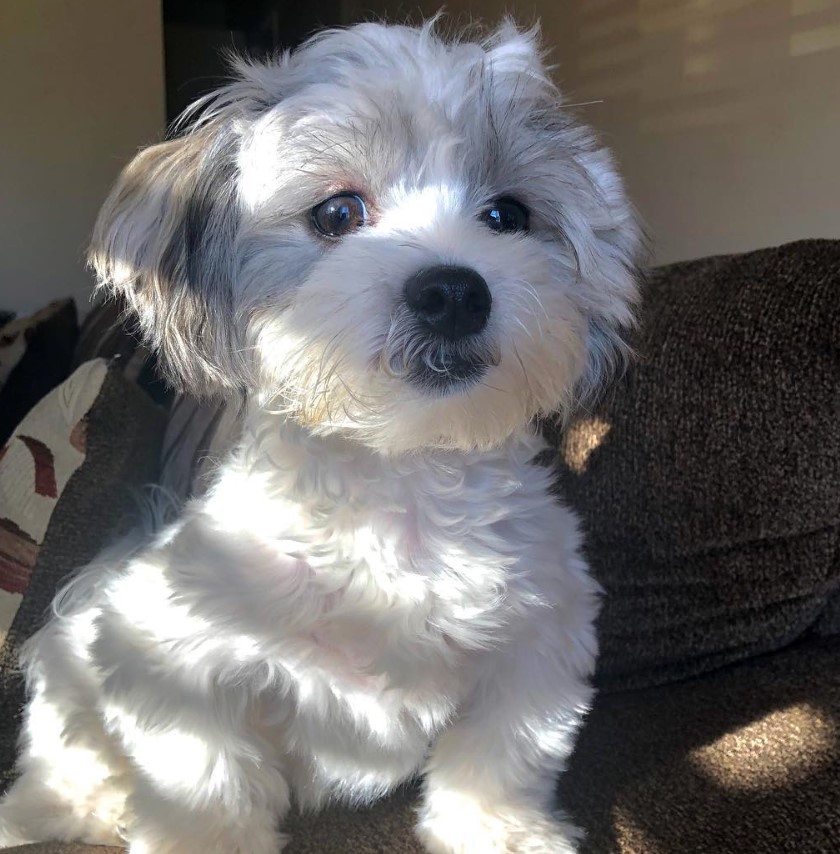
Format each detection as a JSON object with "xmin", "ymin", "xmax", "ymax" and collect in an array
[
  {"xmin": 486, "ymin": 22, "xmax": 645, "ymax": 402},
  {"xmin": 89, "ymin": 104, "xmax": 249, "ymax": 395}
]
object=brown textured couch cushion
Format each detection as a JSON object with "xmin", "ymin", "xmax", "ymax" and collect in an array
[
  {"xmin": 72, "ymin": 297, "xmax": 173, "ymax": 409},
  {"xmin": 562, "ymin": 635, "xmax": 840, "ymax": 854},
  {"xmin": 0, "ymin": 360, "xmax": 166, "ymax": 789},
  {"xmin": 2, "ymin": 846, "xmax": 113, "ymax": 854},
  {"xmin": 546, "ymin": 239, "xmax": 840, "ymax": 691}
]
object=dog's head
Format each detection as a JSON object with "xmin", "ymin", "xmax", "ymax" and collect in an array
[{"xmin": 90, "ymin": 20, "xmax": 642, "ymax": 453}]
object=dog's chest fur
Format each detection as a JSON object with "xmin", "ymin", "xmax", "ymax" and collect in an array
[{"xmin": 176, "ymin": 417, "xmax": 565, "ymax": 799}]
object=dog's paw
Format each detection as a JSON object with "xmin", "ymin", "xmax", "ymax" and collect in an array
[
  {"xmin": 416, "ymin": 793, "xmax": 581, "ymax": 854},
  {"xmin": 511, "ymin": 817, "xmax": 583, "ymax": 854},
  {"xmin": 0, "ymin": 817, "xmax": 31, "ymax": 849},
  {"xmin": 127, "ymin": 823, "xmax": 288, "ymax": 854}
]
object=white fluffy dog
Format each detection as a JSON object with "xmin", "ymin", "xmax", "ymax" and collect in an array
[{"xmin": 0, "ymin": 20, "xmax": 640, "ymax": 854}]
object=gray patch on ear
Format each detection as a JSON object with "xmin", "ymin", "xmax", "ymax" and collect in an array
[
  {"xmin": 90, "ymin": 125, "xmax": 248, "ymax": 396},
  {"xmin": 162, "ymin": 132, "xmax": 243, "ymax": 391}
]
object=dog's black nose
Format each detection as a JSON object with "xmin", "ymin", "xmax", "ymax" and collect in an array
[{"xmin": 404, "ymin": 266, "xmax": 492, "ymax": 340}]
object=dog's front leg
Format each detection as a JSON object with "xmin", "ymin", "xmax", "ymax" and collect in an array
[
  {"xmin": 93, "ymin": 622, "xmax": 290, "ymax": 854},
  {"xmin": 108, "ymin": 688, "xmax": 290, "ymax": 854},
  {"xmin": 416, "ymin": 623, "xmax": 596, "ymax": 854}
]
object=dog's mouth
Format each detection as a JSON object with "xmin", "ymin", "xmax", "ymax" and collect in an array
[
  {"xmin": 405, "ymin": 350, "xmax": 489, "ymax": 394},
  {"xmin": 381, "ymin": 313, "xmax": 499, "ymax": 396}
]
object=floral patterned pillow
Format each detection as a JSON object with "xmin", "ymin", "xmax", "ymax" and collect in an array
[{"xmin": 0, "ymin": 359, "xmax": 165, "ymax": 786}]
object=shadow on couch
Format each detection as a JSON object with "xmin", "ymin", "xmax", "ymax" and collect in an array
[{"xmin": 561, "ymin": 635, "xmax": 840, "ymax": 853}]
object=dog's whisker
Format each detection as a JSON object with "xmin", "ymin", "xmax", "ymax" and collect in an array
[
  {"xmin": 477, "ymin": 378, "xmax": 508, "ymax": 394},
  {"xmin": 510, "ymin": 342, "xmax": 531, "ymax": 392}
]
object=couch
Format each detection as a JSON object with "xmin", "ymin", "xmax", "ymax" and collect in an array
[{"xmin": 1, "ymin": 239, "xmax": 838, "ymax": 853}]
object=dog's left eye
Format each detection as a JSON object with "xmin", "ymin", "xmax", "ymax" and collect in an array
[
  {"xmin": 311, "ymin": 193, "xmax": 368, "ymax": 237},
  {"xmin": 480, "ymin": 198, "xmax": 530, "ymax": 233}
]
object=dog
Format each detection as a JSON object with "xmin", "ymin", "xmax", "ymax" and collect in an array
[{"xmin": 0, "ymin": 19, "xmax": 640, "ymax": 853}]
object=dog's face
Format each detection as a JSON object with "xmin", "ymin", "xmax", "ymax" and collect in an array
[{"xmin": 91, "ymin": 22, "xmax": 642, "ymax": 453}]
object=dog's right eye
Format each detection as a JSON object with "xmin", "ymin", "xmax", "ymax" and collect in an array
[{"xmin": 311, "ymin": 193, "xmax": 368, "ymax": 237}]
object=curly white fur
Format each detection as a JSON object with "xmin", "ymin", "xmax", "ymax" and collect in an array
[{"xmin": 0, "ymin": 19, "xmax": 641, "ymax": 853}]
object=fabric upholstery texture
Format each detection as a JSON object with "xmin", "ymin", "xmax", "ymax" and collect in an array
[
  {"xmin": 545, "ymin": 239, "xmax": 840, "ymax": 691},
  {"xmin": 0, "ymin": 301, "xmax": 78, "ymax": 447},
  {"xmin": 562, "ymin": 635, "xmax": 840, "ymax": 854},
  {"xmin": 75, "ymin": 298, "xmax": 240, "ymax": 502},
  {"xmin": 72, "ymin": 297, "xmax": 172, "ymax": 409},
  {"xmin": 0, "ymin": 361, "xmax": 166, "ymax": 788},
  {"xmin": 2, "ymin": 846, "xmax": 109, "ymax": 854}
]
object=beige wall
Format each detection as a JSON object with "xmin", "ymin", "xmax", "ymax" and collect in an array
[
  {"xmin": 0, "ymin": 1, "xmax": 165, "ymax": 315},
  {"xmin": 349, "ymin": 0, "xmax": 840, "ymax": 264}
]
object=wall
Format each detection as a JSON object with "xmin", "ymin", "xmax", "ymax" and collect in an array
[
  {"xmin": 0, "ymin": 1, "xmax": 165, "ymax": 315},
  {"xmin": 347, "ymin": 0, "xmax": 840, "ymax": 264}
]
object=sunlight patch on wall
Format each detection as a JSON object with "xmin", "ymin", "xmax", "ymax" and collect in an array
[
  {"xmin": 684, "ymin": 52, "xmax": 721, "ymax": 75},
  {"xmin": 685, "ymin": 20, "xmax": 718, "ymax": 43},
  {"xmin": 791, "ymin": 0, "xmax": 839, "ymax": 16},
  {"xmin": 790, "ymin": 22, "xmax": 840, "ymax": 54},
  {"xmin": 580, "ymin": 11, "xmax": 637, "ymax": 43},
  {"xmin": 567, "ymin": 0, "xmax": 840, "ymax": 135},
  {"xmin": 638, "ymin": 102, "xmax": 742, "ymax": 133}
]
